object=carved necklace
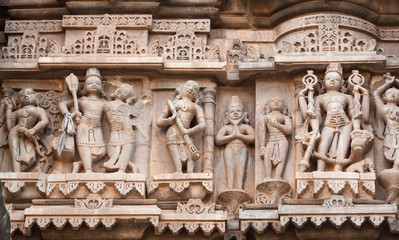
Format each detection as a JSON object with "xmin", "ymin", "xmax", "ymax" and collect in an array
[{"xmin": 20, "ymin": 105, "xmax": 34, "ymax": 117}]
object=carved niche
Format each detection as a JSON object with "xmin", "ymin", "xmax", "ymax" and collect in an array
[{"xmin": 1, "ymin": 31, "xmax": 50, "ymax": 60}]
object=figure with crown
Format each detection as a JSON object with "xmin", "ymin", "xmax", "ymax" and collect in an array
[
  {"xmin": 297, "ymin": 63, "xmax": 373, "ymax": 173},
  {"xmin": 156, "ymin": 80, "xmax": 206, "ymax": 174},
  {"xmin": 59, "ymin": 68, "xmax": 107, "ymax": 173},
  {"xmin": 215, "ymin": 95, "xmax": 254, "ymax": 213}
]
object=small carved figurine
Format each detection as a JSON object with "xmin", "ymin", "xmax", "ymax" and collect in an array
[
  {"xmin": 298, "ymin": 63, "xmax": 370, "ymax": 172},
  {"xmin": 103, "ymin": 83, "xmax": 139, "ymax": 173},
  {"xmin": 0, "ymin": 88, "xmax": 14, "ymax": 170},
  {"xmin": 5, "ymin": 88, "xmax": 49, "ymax": 172},
  {"xmin": 156, "ymin": 80, "xmax": 206, "ymax": 174},
  {"xmin": 259, "ymin": 97, "xmax": 292, "ymax": 179},
  {"xmin": 59, "ymin": 68, "xmax": 107, "ymax": 173},
  {"xmin": 215, "ymin": 96, "xmax": 255, "ymax": 190}
]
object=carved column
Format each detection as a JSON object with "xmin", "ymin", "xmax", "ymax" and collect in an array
[{"xmin": 202, "ymin": 85, "xmax": 217, "ymax": 173}]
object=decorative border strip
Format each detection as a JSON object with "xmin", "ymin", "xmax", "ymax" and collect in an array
[
  {"xmin": 5, "ymin": 20, "xmax": 63, "ymax": 33},
  {"xmin": 152, "ymin": 19, "xmax": 210, "ymax": 32},
  {"xmin": 62, "ymin": 14, "xmax": 152, "ymax": 28}
]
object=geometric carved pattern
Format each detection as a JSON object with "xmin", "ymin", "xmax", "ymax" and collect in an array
[
  {"xmin": 2, "ymin": 30, "xmax": 49, "ymax": 60},
  {"xmin": 62, "ymin": 14, "xmax": 152, "ymax": 28},
  {"xmin": 176, "ymin": 199, "xmax": 215, "ymax": 214},
  {"xmin": 5, "ymin": 20, "xmax": 62, "ymax": 33}
]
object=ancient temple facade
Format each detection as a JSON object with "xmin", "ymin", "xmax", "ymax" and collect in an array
[{"xmin": 1, "ymin": 1, "xmax": 399, "ymax": 239}]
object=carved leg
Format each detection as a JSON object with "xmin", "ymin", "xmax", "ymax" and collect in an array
[
  {"xmin": 187, "ymin": 159, "xmax": 194, "ymax": 173},
  {"xmin": 8, "ymin": 128, "xmax": 21, "ymax": 172},
  {"xmin": 118, "ymin": 144, "xmax": 134, "ymax": 173},
  {"xmin": 263, "ymin": 144, "xmax": 272, "ymax": 179},
  {"xmin": 77, "ymin": 146, "xmax": 93, "ymax": 173},
  {"xmin": 104, "ymin": 145, "xmax": 121, "ymax": 170},
  {"xmin": 335, "ymin": 124, "xmax": 352, "ymax": 171},
  {"xmin": 236, "ymin": 147, "xmax": 248, "ymax": 190},
  {"xmin": 167, "ymin": 144, "xmax": 182, "ymax": 173},
  {"xmin": 317, "ymin": 127, "xmax": 335, "ymax": 171},
  {"xmin": 72, "ymin": 161, "xmax": 82, "ymax": 173},
  {"xmin": 224, "ymin": 147, "xmax": 235, "ymax": 189},
  {"xmin": 275, "ymin": 140, "xmax": 288, "ymax": 178}
]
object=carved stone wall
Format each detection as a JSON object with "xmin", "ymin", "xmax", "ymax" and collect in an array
[{"xmin": 1, "ymin": 1, "xmax": 399, "ymax": 240}]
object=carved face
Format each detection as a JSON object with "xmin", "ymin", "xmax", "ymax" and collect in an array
[
  {"xmin": 19, "ymin": 88, "xmax": 36, "ymax": 106},
  {"xmin": 269, "ymin": 96, "xmax": 284, "ymax": 112},
  {"xmin": 383, "ymin": 88, "xmax": 399, "ymax": 104},
  {"xmin": 85, "ymin": 76, "xmax": 103, "ymax": 95},
  {"xmin": 228, "ymin": 105, "xmax": 244, "ymax": 120},
  {"xmin": 324, "ymin": 72, "xmax": 342, "ymax": 91},
  {"xmin": 114, "ymin": 85, "xmax": 130, "ymax": 101},
  {"xmin": 181, "ymin": 80, "xmax": 199, "ymax": 100}
]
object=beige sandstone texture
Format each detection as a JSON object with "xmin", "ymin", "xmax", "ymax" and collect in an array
[{"xmin": 1, "ymin": 1, "xmax": 399, "ymax": 239}]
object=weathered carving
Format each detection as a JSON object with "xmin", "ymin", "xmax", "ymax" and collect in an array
[
  {"xmin": 59, "ymin": 68, "xmax": 107, "ymax": 173},
  {"xmin": 62, "ymin": 25, "xmax": 158, "ymax": 56},
  {"xmin": 75, "ymin": 194, "xmax": 113, "ymax": 209},
  {"xmin": 62, "ymin": 14, "xmax": 152, "ymax": 28},
  {"xmin": 176, "ymin": 199, "xmax": 215, "ymax": 214},
  {"xmin": 278, "ymin": 22, "xmax": 377, "ymax": 54},
  {"xmin": 5, "ymin": 88, "xmax": 49, "ymax": 172},
  {"xmin": 2, "ymin": 31, "xmax": 49, "ymax": 60},
  {"xmin": 322, "ymin": 195, "xmax": 354, "ymax": 208},
  {"xmin": 298, "ymin": 63, "xmax": 373, "ymax": 172},
  {"xmin": 156, "ymin": 80, "xmax": 206, "ymax": 173},
  {"xmin": 103, "ymin": 84, "xmax": 139, "ymax": 173},
  {"xmin": 152, "ymin": 19, "xmax": 210, "ymax": 32},
  {"xmin": 4, "ymin": 20, "xmax": 63, "ymax": 33},
  {"xmin": 216, "ymin": 96, "xmax": 255, "ymax": 190}
]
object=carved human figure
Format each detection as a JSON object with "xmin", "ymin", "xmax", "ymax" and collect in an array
[
  {"xmin": 374, "ymin": 74, "xmax": 399, "ymax": 170},
  {"xmin": 59, "ymin": 68, "xmax": 107, "ymax": 173},
  {"xmin": 156, "ymin": 80, "xmax": 206, "ymax": 174},
  {"xmin": 0, "ymin": 88, "xmax": 14, "ymax": 170},
  {"xmin": 259, "ymin": 97, "xmax": 292, "ymax": 179},
  {"xmin": 103, "ymin": 83, "xmax": 139, "ymax": 173},
  {"xmin": 4, "ymin": 88, "xmax": 49, "ymax": 172},
  {"xmin": 298, "ymin": 63, "xmax": 369, "ymax": 171},
  {"xmin": 215, "ymin": 96, "xmax": 255, "ymax": 190}
]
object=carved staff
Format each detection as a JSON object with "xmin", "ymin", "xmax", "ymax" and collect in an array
[
  {"xmin": 348, "ymin": 70, "xmax": 365, "ymax": 119},
  {"xmin": 65, "ymin": 73, "xmax": 80, "ymax": 122},
  {"xmin": 167, "ymin": 100, "xmax": 200, "ymax": 160},
  {"xmin": 299, "ymin": 70, "xmax": 318, "ymax": 172}
]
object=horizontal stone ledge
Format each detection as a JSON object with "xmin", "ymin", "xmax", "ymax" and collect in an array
[
  {"xmin": 163, "ymin": 61, "xmax": 226, "ymax": 69},
  {"xmin": 239, "ymin": 209, "xmax": 279, "ymax": 220},
  {"xmin": 279, "ymin": 204, "xmax": 397, "ymax": 215},
  {"xmin": 275, "ymin": 54, "xmax": 386, "ymax": 64},
  {"xmin": 160, "ymin": 210, "xmax": 227, "ymax": 221},
  {"xmin": 38, "ymin": 56, "xmax": 164, "ymax": 67},
  {"xmin": 62, "ymin": 14, "xmax": 153, "ymax": 29}
]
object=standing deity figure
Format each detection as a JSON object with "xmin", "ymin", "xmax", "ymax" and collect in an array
[
  {"xmin": 215, "ymin": 96, "xmax": 255, "ymax": 190},
  {"xmin": 59, "ymin": 68, "xmax": 107, "ymax": 173},
  {"xmin": 374, "ymin": 74, "xmax": 399, "ymax": 169},
  {"xmin": 103, "ymin": 83, "xmax": 139, "ymax": 173},
  {"xmin": 156, "ymin": 80, "xmax": 206, "ymax": 174},
  {"xmin": 0, "ymin": 88, "xmax": 15, "ymax": 170},
  {"xmin": 259, "ymin": 96, "xmax": 292, "ymax": 179},
  {"xmin": 298, "ymin": 63, "xmax": 370, "ymax": 172},
  {"xmin": 5, "ymin": 88, "xmax": 49, "ymax": 172}
]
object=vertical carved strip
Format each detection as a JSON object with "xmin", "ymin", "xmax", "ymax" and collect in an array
[{"xmin": 202, "ymin": 86, "xmax": 217, "ymax": 173}]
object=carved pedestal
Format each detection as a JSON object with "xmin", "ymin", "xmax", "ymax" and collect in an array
[
  {"xmin": 148, "ymin": 173, "xmax": 213, "ymax": 202},
  {"xmin": 218, "ymin": 189, "xmax": 251, "ymax": 214},
  {"xmin": 46, "ymin": 173, "xmax": 146, "ymax": 199},
  {"xmin": 296, "ymin": 171, "xmax": 376, "ymax": 199},
  {"xmin": 0, "ymin": 172, "xmax": 47, "ymax": 201},
  {"xmin": 256, "ymin": 179, "xmax": 292, "ymax": 204}
]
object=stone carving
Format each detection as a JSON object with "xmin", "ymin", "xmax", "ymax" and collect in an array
[
  {"xmin": 1, "ymin": 31, "xmax": 49, "ymax": 60},
  {"xmin": 156, "ymin": 80, "xmax": 206, "ymax": 173},
  {"xmin": 161, "ymin": 29, "xmax": 215, "ymax": 61},
  {"xmin": 375, "ymin": 73, "xmax": 399, "ymax": 203},
  {"xmin": 259, "ymin": 97, "xmax": 292, "ymax": 179},
  {"xmin": 75, "ymin": 194, "xmax": 113, "ymax": 209},
  {"xmin": 298, "ymin": 63, "xmax": 373, "ymax": 172},
  {"xmin": 4, "ymin": 20, "xmax": 63, "ymax": 33},
  {"xmin": 59, "ymin": 68, "xmax": 107, "ymax": 173},
  {"xmin": 176, "ymin": 199, "xmax": 215, "ymax": 214},
  {"xmin": 216, "ymin": 96, "xmax": 255, "ymax": 190},
  {"xmin": 62, "ymin": 14, "xmax": 152, "ymax": 28},
  {"xmin": 278, "ymin": 23, "xmax": 377, "ymax": 54},
  {"xmin": 104, "ymin": 84, "xmax": 139, "ymax": 173},
  {"xmin": 62, "ymin": 25, "xmax": 159, "ymax": 56},
  {"xmin": 322, "ymin": 195, "xmax": 354, "ymax": 208},
  {"xmin": 0, "ymin": 88, "xmax": 15, "ymax": 170},
  {"xmin": 215, "ymin": 96, "xmax": 254, "ymax": 213},
  {"xmin": 152, "ymin": 19, "xmax": 210, "ymax": 32},
  {"xmin": 5, "ymin": 88, "xmax": 49, "ymax": 172}
]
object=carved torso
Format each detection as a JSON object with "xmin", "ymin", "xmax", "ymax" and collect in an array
[
  {"xmin": 173, "ymin": 99, "xmax": 197, "ymax": 128},
  {"xmin": 15, "ymin": 105, "xmax": 39, "ymax": 129}
]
